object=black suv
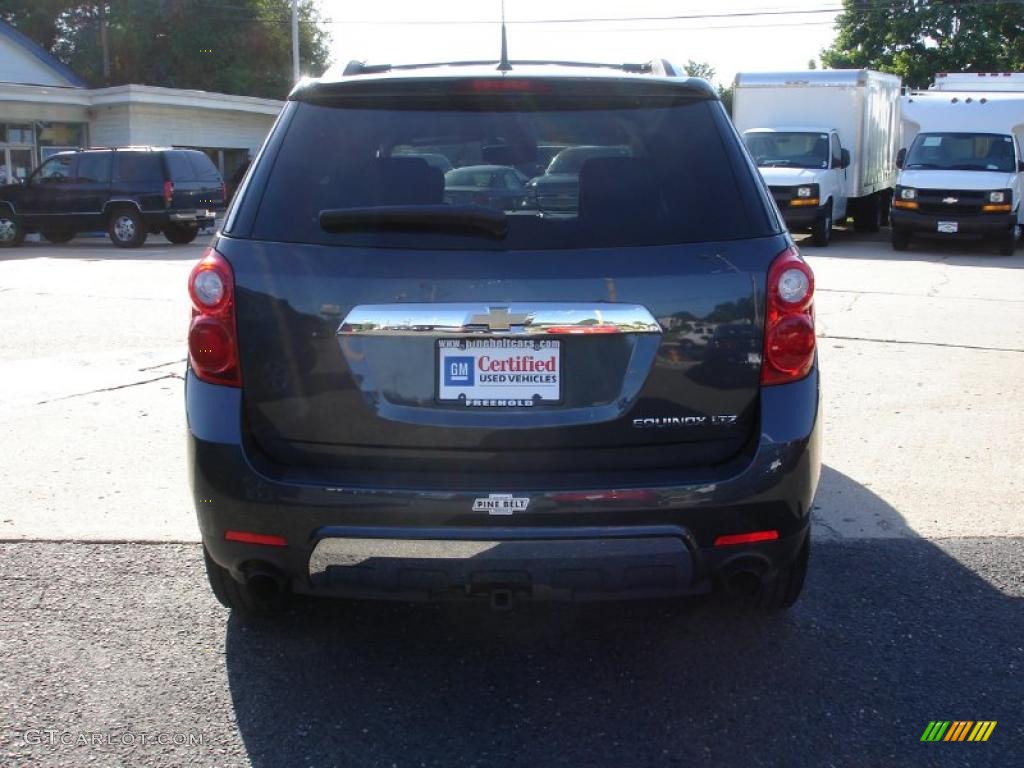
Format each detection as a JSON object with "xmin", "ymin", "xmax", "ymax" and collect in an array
[
  {"xmin": 0, "ymin": 147, "xmax": 226, "ymax": 248},
  {"xmin": 188, "ymin": 59, "xmax": 821, "ymax": 616}
]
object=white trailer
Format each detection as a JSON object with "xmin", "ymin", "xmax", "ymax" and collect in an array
[{"xmin": 733, "ymin": 69, "xmax": 902, "ymax": 246}]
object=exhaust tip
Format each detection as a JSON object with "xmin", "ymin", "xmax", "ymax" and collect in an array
[
  {"xmin": 725, "ymin": 570, "xmax": 763, "ymax": 599},
  {"xmin": 241, "ymin": 564, "xmax": 289, "ymax": 610}
]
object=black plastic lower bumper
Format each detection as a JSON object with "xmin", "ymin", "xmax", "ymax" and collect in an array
[
  {"xmin": 188, "ymin": 367, "xmax": 821, "ymax": 602},
  {"xmin": 891, "ymin": 209, "xmax": 1015, "ymax": 236}
]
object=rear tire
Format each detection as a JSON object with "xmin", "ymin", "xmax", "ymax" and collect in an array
[
  {"xmin": 108, "ymin": 207, "xmax": 147, "ymax": 248},
  {"xmin": 41, "ymin": 229, "xmax": 75, "ymax": 244},
  {"xmin": 0, "ymin": 211, "xmax": 24, "ymax": 248},
  {"xmin": 810, "ymin": 204, "xmax": 832, "ymax": 247},
  {"xmin": 164, "ymin": 223, "xmax": 199, "ymax": 245},
  {"xmin": 203, "ymin": 547, "xmax": 290, "ymax": 616},
  {"xmin": 997, "ymin": 224, "xmax": 1019, "ymax": 257},
  {"xmin": 891, "ymin": 228, "xmax": 911, "ymax": 251},
  {"xmin": 755, "ymin": 533, "xmax": 810, "ymax": 613}
]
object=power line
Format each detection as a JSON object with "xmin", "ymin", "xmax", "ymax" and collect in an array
[{"xmin": 94, "ymin": 0, "xmax": 1024, "ymax": 29}]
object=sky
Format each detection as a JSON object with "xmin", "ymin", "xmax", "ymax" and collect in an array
[{"xmin": 316, "ymin": 0, "xmax": 845, "ymax": 88}]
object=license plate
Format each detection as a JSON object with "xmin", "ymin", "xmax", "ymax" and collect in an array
[
  {"xmin": 437, "ymin": 338, "xmax": 561, "ymax": 407},
  {"xmin": 937, "ymin": 221, "xmax": 958, "ymax": 234}
]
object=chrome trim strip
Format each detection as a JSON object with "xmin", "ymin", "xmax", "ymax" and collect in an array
[{"xmin": 338, "ymin": 303, "xmax": 662, "ymax": 336}]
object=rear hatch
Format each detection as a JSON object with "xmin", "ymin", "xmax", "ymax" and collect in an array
[
  {"xmin": 166, "ymin": 150, "xmax": 225, "ymax": 212},
  {"xmin": 224, "ymin": 74, "xmax": 783, "ymax": 486}
]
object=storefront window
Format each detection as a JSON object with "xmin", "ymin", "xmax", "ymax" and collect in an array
[
  {"xmin": 36, "ymin": 121, "xmax": 86, "ymax": 148},
  {"xmin": 6, "ymin": 124, "xmax": 33, "ymax": 144}
]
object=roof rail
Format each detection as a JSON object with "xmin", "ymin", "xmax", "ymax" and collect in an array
[{"xmin": 339, "ymin": 58, "xmax": 682, "ymax": 77}]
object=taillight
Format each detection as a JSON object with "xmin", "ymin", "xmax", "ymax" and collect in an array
[
  {"xmin": 188, "ymin": 247, "xmax": 241, "ymax": 386},
  {"xmin": 163, "ymin": 180, "xmax": 174, "ymax": 206},
  {"xmin": 220, "ymin": 182, "xmax": 227, "ymax": 202},
  {"xmin": 761, "ymin": 246, "xmax": 815, "ymax": 386}
]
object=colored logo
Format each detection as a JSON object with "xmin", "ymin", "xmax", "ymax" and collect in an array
[
  {"xmin": 444, "ymin": 356, "xmax": 474, "ymax": 386},
  {"xmin": 920, "ymin": 721, "xmax": 997, "ymax": 742}
]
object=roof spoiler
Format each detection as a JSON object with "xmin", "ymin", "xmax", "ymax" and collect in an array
[{"xmin": 340, "ymin": 58, "xmax": 683, "ymax": 77}]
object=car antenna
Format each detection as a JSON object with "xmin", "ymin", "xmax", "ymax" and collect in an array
[{"xmin": 497, "ymin": 0, "xmax": 512, "ymax": 71}]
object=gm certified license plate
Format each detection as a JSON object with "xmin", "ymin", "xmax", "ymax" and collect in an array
[
  {"xmin": 937, "ymin": 221, "xmax": 958, "ymax": 234},
  {"xmin": 438, "ymin": 338, "xmax": 561, "ymax": 406}
]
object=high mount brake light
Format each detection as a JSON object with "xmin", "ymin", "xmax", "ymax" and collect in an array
[
  {"xmin": 188, "ymin": 248, "xmax": 241, "ymax": 387},
  {"xmin": 761, "ymin": 246, "xmax": 815, "ymax": 386},
  {"xmin": 466, "ymin": 79, "xmax": 551, "ymax": 93}
]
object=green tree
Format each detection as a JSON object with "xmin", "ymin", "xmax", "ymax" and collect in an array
[
  {"xmin": 683, "ymin": 59, "xmax": 716, "ymax": 81},
  {"xmin": 0, "ymin": 0, "xmax": 75, "ymax": 52},
  {"xmin": 821, "ymin": 0, "xmax": 1024, "ymax": 89},
  {"xmin": 717, "ymin": 84, "xmax": 733, "ymax": 115},
  {"xmin": 2, "ymin": 0, "xmax": 331, "ymax": 99}
]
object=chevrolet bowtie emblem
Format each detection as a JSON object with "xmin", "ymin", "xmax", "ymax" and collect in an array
[
  {"xmin": 942, "ymin": 197, "xmax": 959, "ymax": 204},
  {"xmin": 467, "ymin": 306, "xmax": 532, "ymax": 331}
]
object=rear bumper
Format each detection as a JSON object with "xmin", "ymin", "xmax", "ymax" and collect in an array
[
  {"xmin": 168, "ymin": 209, "xmax": 219, "ymax": 224},
  {"xmin": 187, "ymin": 367, "xmax": 821, "ymax": 601},
  {"xmin": 309, "ymin": 527, "xmax": 698, "ymax": 601},
  {"xmin": 891, "ymin": 209, "xmax": 1016, "ymax": 236}
]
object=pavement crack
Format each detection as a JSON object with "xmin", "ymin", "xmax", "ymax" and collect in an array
[
  {"xmin": 138, "ymin": 358, "xmax": 186, "ymax": 371},
  {"xmin": 36, "ymin": 372, "xmax": 182, "ymax": 404},
  {"xmin": 819, "ymin": 334, "xmax": 1024, "ymax": 353},
  {"xmin": 926, "ymin": 263, "xmax": 952, "ymax": 298}
]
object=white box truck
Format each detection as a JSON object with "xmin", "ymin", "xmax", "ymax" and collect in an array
[
  {"xmin": 892, "ymin": 75, "xmax": 1024, "ymax": 255},
  {"xmin": 733, "ymin": 69, "xmax": 902, "ymax": 247},
  {"xmin": 931, "ymin": 72, "xmax": 1024, "ymax": 92}
]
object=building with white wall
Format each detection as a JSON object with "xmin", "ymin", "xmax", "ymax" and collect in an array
[{"xmin": 0, "ymin": 21, "xmax": 282, "ymax": 184}]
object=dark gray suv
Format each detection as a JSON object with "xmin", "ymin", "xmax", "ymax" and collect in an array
[{"xmin": 186, "ymin": 59, "xmax": 821, "ymax": 616}]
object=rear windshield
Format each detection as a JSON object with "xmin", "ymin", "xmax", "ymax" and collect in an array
[
  {"xmin": 166, "ymin": 151, "xmax": 195, "ymax": 181},
  {"xmin": 905, "ymin": 132, "xmax": 1016, "ymax": 172},
  {"xmin": 186, "ymin": 151, "xmax": 222, "ymax": 182},
  {"xmin": 250, "ymin": 90, "xmax": 775, "ymax": 250}
]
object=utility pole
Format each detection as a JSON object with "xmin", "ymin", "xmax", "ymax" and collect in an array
[
  {"xmin": 98, "ymin": 3, "xmax": 111, "ymax": 82},
  {"xmin": 291, "ymin": 0, "xmax": 300, "ymax": 83}
]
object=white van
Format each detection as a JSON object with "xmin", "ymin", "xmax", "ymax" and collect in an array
[
  {"xmin": 893, "ymin": 89, "xmax": 1024, "ymax": 255},
  {"xmin": 733, "ymin": 70, "xmax": 902, "ymax": 247}
]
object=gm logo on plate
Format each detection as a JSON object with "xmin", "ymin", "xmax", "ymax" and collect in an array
[{"xmin": 444, "ymin": 356, "xmax": 474, "ymax": 386}]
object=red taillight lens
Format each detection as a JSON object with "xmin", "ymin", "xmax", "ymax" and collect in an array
[
  {"xmin": 163, "ymin": 180, "xmax": 174, "ymax": 206},
  {"xmin": 188, "ymin": 316, "xmax": 236, "ymax": 374},
  {"xmin": 188, "ymin": 248, "xmax": 241, "ymax": 386},
  {"xmin": 714, "ymin": 530, "xmax": 779, "ymax": 547},
  {"xmin": 761, "ymin": 246, "xmax": 815, "ymax": 386},
  {"xmin": 224, "ymin": 530, "xmax": 288, "ymax": 547}
]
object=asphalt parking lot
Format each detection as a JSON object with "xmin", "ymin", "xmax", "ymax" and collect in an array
[{"xmin": 1, "ymin": 231, "xmax": 1022, "ymax": 767}]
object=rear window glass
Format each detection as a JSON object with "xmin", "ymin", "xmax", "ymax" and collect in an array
[
  {"xmin": 116, "ymin": 152, "xmax": 164, "ymax": 182},
  {"xmin": 186, "ymin": 151, "xmax": 222, "ymax": 182},
  {"xmin": 251, "ymin": 93, "xmax": 774, "ymax": 250},
  {"xmin": 165, "ymin": 151, "xmax": 195, "ymax": 181}
]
